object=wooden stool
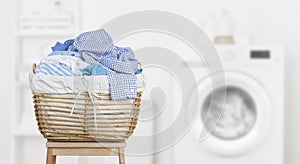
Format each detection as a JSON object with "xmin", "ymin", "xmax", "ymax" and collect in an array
[{"xmin": 46, "ymin": 142, "xmax": 126, "ymax": 164}]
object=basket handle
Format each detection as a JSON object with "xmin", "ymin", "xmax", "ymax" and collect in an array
[{"xmin": 32, "ymin": 63, "xmax": 36, "ymax": 74}]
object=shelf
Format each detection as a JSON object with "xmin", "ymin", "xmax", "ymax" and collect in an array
[
  {"xmin": 18, "ymin": 31, "xmax": 77, "ymax": 37},
  {"xmin": 12, "ymin": 29, "xmax": 76, "ymax": 37}
]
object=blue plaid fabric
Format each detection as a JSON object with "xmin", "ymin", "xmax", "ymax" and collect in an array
[
  {"xmin": 69, "ymin": 29, "xmax": 139, "ymax": 100},
  {"xmin": 68, "ymin": 29, "xmax": 113, "ymax": 64}
]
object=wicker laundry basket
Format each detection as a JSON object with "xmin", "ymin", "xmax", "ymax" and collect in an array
[{"xmin": 31, "ymin": 64, "xmax": 142, "ymax": 142}]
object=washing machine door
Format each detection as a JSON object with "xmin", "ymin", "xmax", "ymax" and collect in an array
[{"xmin": 193, "ymin": 71, "xmax": 271, "ymax": 156}]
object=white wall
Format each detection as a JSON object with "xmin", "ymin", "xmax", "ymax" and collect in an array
[
  {"xmin": 0, "ymin": 0, "xmax": 13, "ymax": 164},
  {"xmin": 81, "ymin": 1, "xmax": 300, "ymax": 163},
  {"xmin": 1, "ymin": 0, "xmax": 299, "ymax": 163}
]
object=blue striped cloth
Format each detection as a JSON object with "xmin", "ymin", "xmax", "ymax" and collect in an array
[
  {"xmin": 69, "ymin": 29, "xmax": 139, "ymax": 100},
  {"xmin": 35, "ymin": 63, "xmax": 77, "ymax": 76},
  {"xmin": 35, "ymin": 55, "xmax": 89, "ymax": 76}
]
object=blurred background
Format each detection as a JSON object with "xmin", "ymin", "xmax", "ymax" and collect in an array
[{"xmin": 0, "ymin": 0, "xmax": 299, "ymax": 164}]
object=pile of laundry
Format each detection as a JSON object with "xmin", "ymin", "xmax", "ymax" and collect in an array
[{"xmin": 35, "ymin": 29, "xmax": 142, "ymax": 100}]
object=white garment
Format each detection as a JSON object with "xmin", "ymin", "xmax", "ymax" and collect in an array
[
  {"xmin": 29, "ymin": 73, "xmax": 145, "ymax": 94},
  {"xmin": 39, "ymin": 56, "xmax": 90, "ymax": 75}
]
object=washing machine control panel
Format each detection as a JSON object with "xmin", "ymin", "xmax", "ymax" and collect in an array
[
  {"xmin": 250, "ymin": 50, "xmax": 270, "ymax": 59},
  {"xmin": 216, "ymin": 45, "xmax": 283, "ymax": 68}
]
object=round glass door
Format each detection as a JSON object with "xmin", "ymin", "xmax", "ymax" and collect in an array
[{"xmin": 201, "ymin": 86, "xmax": 257, "ymax": 140}]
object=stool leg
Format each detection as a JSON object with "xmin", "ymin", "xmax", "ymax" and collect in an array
[
  {"xmin": 46, "ymin": 148, "xmax": 56, "ymax": 164},
  {"xmin": 118, "ymin": 148, "xmax": 125, "ymax": 164}
]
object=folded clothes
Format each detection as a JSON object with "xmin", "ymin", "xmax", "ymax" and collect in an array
[
  {"xmin": 35, "ymin": 56, "xmax": 89, "ymax": 76},
  {"xmin": 69, "ymin": 29, "xmax": 140, "ymax": 100}
]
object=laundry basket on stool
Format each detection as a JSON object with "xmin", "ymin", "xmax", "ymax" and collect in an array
[{"xmin": 30, "ymin": 63, "xmax": 144, "ymax": 164}]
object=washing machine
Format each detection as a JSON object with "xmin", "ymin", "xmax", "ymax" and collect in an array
[{"xmin": 173, "ymin": 45, "xmax": 284, "ymax": 164}]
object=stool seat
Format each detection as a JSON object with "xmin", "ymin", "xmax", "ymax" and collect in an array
[{"xmin": 46, "ymin": 142, "xmax": 126, "ymax": 164}]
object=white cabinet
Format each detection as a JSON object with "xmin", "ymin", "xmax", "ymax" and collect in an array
[{"xmin": 12, "ymin": 0, "xmax": 81, "ymax": 163}]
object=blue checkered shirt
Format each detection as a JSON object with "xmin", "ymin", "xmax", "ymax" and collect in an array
[{"xmin": 68, "ymin": 29, "xmax": 139, "ymax": 100}]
